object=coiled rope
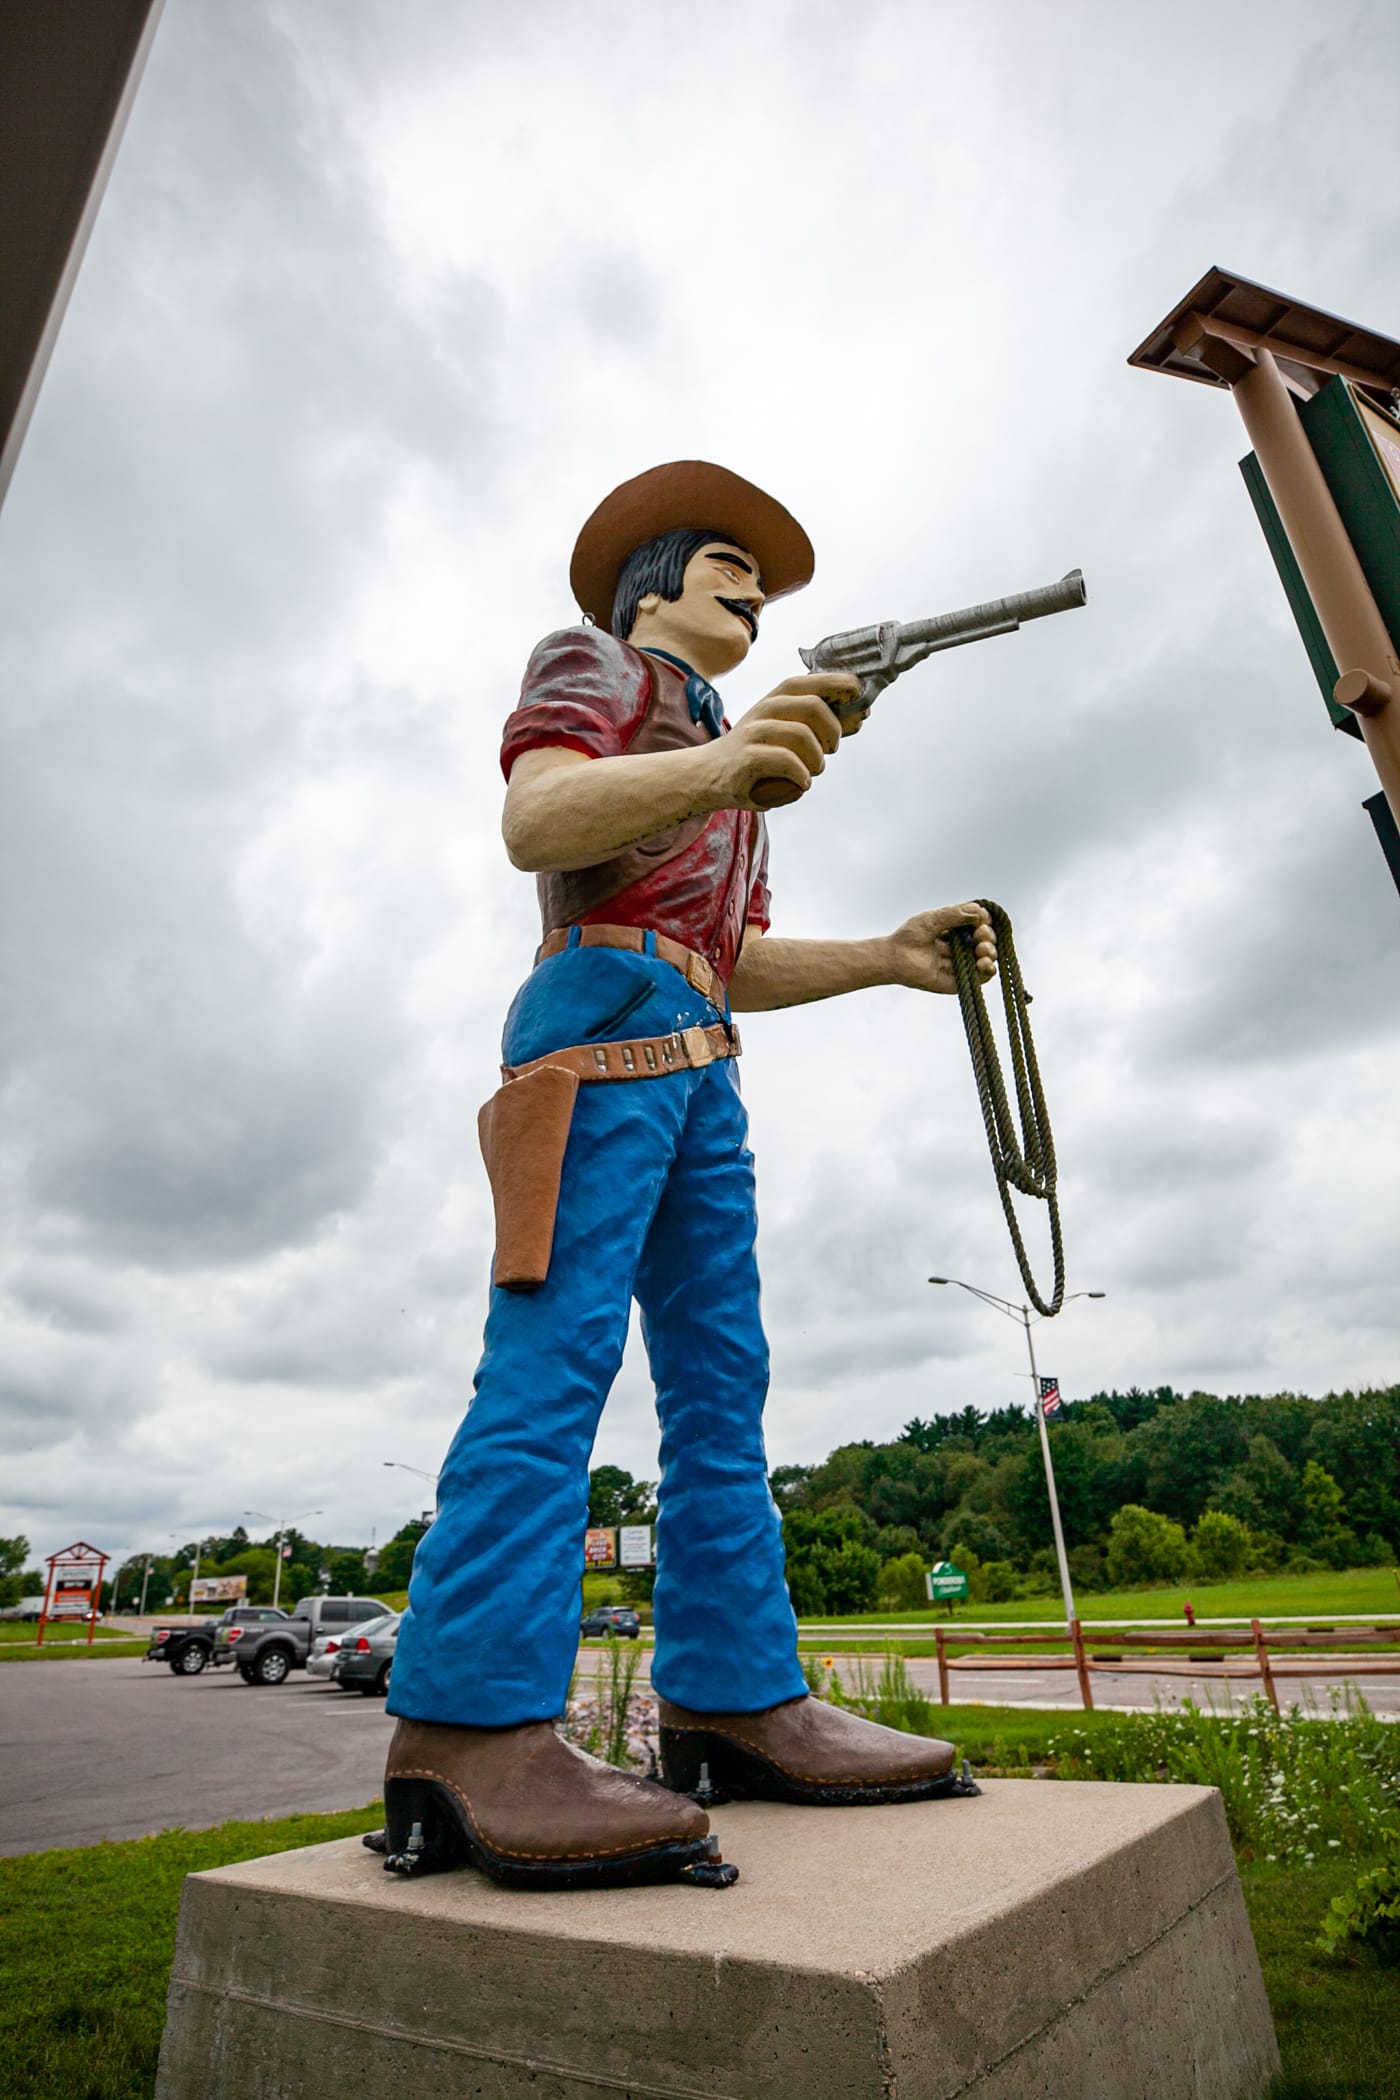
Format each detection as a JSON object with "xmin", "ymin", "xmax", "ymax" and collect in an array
[{"xmin": 949, "ymin": 900, "xmax": 1064, "ymax": 1316}]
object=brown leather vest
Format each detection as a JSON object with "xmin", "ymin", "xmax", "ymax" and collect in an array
[{"xmin": 537, "ymin": 646, "xmax": 715, "ymax": 934}]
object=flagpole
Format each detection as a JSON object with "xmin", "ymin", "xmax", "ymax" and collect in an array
[
  {"xmin": 1022, "ymin": 1308, "xmax": 1077, "ymax": 1626},
  {"xmin": 927, "ymin": 1279, "xmax": 1106, "ymax": 1633}
]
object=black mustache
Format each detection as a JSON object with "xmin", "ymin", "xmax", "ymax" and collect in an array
[{"xmin": 718, "ymin": 596, "xmax": 759, "ymax": 639}]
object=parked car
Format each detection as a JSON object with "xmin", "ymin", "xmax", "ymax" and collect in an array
[
  {"xmin": 332, "ymin": 1613, "xmax": 400, "ymax": 1697},
  {"xmin": 579, "ymin": 1605, "xmax": 641, "ymax": 1640},
  {"xmin": 307, "ymin": 1614, "xmax": 390, "ymax": 1683},
  {"xmin": 218, "ymin": 1594, "xmax": 389, "ymax": 1686},
  {"xmin": 144, "ymin": 1607, "xmax": 290, "ymax": 1674}
]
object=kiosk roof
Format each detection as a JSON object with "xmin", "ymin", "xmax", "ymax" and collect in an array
[{"xmin": 1129, "ymin": 266, "xmax": 1400, "ymax": 401}]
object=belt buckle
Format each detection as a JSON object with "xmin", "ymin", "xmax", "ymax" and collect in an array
[
  {"xmin": 680, "ymin": 1024, "xmax": 714, "ymax": 1068},
  {"xmin": 685, "ymin": 952, "xmax": 711, "ymax": 996}
]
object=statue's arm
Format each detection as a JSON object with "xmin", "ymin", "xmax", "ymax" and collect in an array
[
  {"xmin": 502, "ymin": 680, "xmax": 852, "ymax": 875},
  {"xmin": 728, "ymin": 906, "xmax": 998, "ymax": 1012},
  {"xmin": 503, "ymin": 745, "xmax": 719, "ymax": 872}
]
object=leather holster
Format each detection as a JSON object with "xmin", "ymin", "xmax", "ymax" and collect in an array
[{"xmin": 477, "ymin": 1064, "xmax": 580, "ymax": 1292}]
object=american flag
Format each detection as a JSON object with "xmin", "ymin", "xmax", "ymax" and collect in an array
[{"xmin": 1039, "ymin": 1376, "xmax": 1063, "ymax": 1418}]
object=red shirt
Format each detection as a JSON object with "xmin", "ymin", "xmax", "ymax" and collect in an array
[{"xmin": 500, "ymin": 628, "xmax": 771, "ymax": 983}]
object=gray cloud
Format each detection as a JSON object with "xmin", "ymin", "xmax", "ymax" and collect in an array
[{"xmin": 3, "ymin": 0, "xmax": 1399, "ymax": 1563}]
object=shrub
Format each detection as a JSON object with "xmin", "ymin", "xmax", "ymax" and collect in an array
[
  {"xmin": 786, "ymin": 1561, "xmax": 825, "ymax": 1616},
  {"xmin": 1066, "ymin": 1544, "xmax": 1108, "ymax": 1592},
  {"xmin": 1315, "ymin": 1834, "xmax": 1400, "ymax": 1966},
  {"xmin": 1049, "ymin": 1694, "xmax": 1400, "ymax": 1861},
  {"xmin": 979, "ymin": 1560, "xmax": 1019, "ymax": 1602},
  {"xmin": 1193, "ymin": 1509, "xmax": 1252, "ymax": 1581},
  {"xmin": 1105, "ymin": 1504, "xmax": 1189, "ymax": 1586},
  {"xmin": 783, "ymin": 1508, "xmax": 881, "ymax": 1614},
  {"xmin": 876, "ymin": 1552, "xmax": 930, "ymax": 1612},
  {"xmin": 823, "ymin": 1652, "xmax": 939, "ymax": 1737}
]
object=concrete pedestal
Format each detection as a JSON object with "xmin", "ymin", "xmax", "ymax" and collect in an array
[{"xmin": 156, "ymin": 1780, "xmax": 1278, "ymax": 2100}]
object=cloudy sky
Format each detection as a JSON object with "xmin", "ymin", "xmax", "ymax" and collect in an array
[{"xmin": 4, "ymin": 0, "xmax": 1399, "ymax": 1571}]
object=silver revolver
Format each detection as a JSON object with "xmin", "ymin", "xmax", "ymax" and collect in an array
[{"xmin": 800, "ymin": 568, "xmax": 1087, "ymax": 726}]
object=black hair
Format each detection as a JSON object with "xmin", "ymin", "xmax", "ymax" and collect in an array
[{"xmin": 611, "ymin": 526, "xmax": 732, "ymax": 640}]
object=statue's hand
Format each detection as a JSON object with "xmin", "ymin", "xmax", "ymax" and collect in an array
[
  {"xmin": 888, "ymin": 903, "xmax": 997, "ymax": 995},
  {"xmin": 706, "ymin": 674, "xmax": 861, "ymax": 811}
]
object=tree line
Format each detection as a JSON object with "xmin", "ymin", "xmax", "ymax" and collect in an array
[
  {"xmin": 775, "ymin": 1382, "xmax": 1400, "ymax": 1613},
  {"xmin": 13, "ymin": 1382, "xmax": 1397, "ymax": 1620}
]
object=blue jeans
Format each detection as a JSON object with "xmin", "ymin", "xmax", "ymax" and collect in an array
[{"xmin": 387, "ymin": 937, "xmax": 806, "ymax": 1726}]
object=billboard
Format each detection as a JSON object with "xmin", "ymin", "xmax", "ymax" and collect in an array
[
  {"xmin": 191, "ymin": 1574, "xmax": 248, "ymax": 1604},
  {"xmin": 583, "ymin": 1528, "xmax": 616, "ymax": 1569},
  {"xmin": 618, "ymin": 1526, "xmax": 654, "ymax": 1569}
]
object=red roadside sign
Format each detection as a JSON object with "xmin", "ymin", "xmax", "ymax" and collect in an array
[{"xmin": 36, "ymin": 1541, "xmax": 109, "ymax": 1648}]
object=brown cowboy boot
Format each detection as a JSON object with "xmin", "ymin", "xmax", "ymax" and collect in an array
[
  {"xmin": 657, "ymin": 1693, "xmax": 979, "ymax": 1807},
  {"xmin": 374, "ymin": 1718, "xmax": 737, "ymax": 1888}
]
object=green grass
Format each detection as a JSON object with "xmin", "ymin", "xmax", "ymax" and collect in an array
[
  {"xmin": 0, "ymin": 1805, "xmax": 385, "ymax": 2100},
  {"xmin": 800, "ymin": 1566, "xmax": 1400, "ymax": 1638},
  {"xmin": 0, "ymin": 1644, "xmax": 150, "ymax": 1662},
  {"xmin": 1243, "ymin": 1858, "xmax": 1400, "ymax": 2099},
  {"xmin": 0, "ymin": 1624, "xmax": 149, "ymax": 1661}
]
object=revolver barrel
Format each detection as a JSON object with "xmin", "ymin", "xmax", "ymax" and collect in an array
[
  {"xmin": 799, "ymin": 568, "xmax": 1086, "ymax": 715},
  {"xmin": 896, "ymin": 569, "xmax": 1087, "ymax": 655}
]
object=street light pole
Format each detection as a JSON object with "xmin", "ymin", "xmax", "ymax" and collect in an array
[
  {"xmin": 167, "ymin": 1531, "xmax": 206, "ymax": 1618},
  {"xmin": 244, "ymin": 1509, "xmax": 323, "ymax": 1612},
  {"xmin": 137, "ymin": 1554, "xmax": 152, "ymax": 1617},
  {"xmin": 928, "ymin": 1278, "xmax": 1106, "ymax": 1629}
]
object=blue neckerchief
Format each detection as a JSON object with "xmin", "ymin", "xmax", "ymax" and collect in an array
[{"xmin": 641, "ymin": 648, "xmax": 725, "ymax": 740}]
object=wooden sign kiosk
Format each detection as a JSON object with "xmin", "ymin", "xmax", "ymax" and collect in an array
[
  {"xmin": 1130, "ymin": 268, "xmax": 1400, "ymax": 895},
  {"xmin": 36, "ymin": 1539, "xmax": 109, "ymax": 1647}
]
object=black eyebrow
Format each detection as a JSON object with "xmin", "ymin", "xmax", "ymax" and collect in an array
[{"xmin": 706, "ymin": 548, "xmax": 756, "ymax": 578}]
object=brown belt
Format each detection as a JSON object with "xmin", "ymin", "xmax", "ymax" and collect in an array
[
  {"xmin": 502, "ymin": 1021, "xmax": 739, "ymax": 1086},
  {"xmin": 536, "ymin": 923, "xmax": 728, "ymax": 1011}
]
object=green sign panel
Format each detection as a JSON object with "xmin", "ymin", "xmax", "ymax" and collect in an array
[
  {"xmin": 926, "ymin": 1561, "xmax": 969, "ymax": 1602},
  {"xmin": 1240, "ymin": 375, "xmax": 1400, "ymax": 742}
]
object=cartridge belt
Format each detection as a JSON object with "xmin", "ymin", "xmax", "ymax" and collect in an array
[
  {"xmin": 535, "ymin": 923, "xmax": 728, "ymax": 1011},
  {"xmin": 502, "ymin": 1021, "xmax": 739, "ymax": 1086}
]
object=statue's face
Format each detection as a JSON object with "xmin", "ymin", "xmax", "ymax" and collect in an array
[{"xmin": 636, "ymin": 541, "xmax": 764, "ymax": 678}]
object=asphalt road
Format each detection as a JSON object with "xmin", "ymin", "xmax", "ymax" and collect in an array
[
  {"xmin": 3, "ymin": 1649, "xmax": 1395, "ymax": 1858},
  {"xmin": 0, "ymin": 1659, "xmax": 395, "ymax": 1857}
]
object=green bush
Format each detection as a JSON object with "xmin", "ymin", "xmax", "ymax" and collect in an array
[
  {"xmin": 782, "ymin": 1508, "xmax": 880, "ymax": 1614},
  {"xmin": 1315, "ymin": 1833, "xmax": 1400, "ymax": 1966},
  {"xmin": 876, "ymin": 1551, "xmax": 929, "ymax": 1611},
  {"xmin": 979, "ymin": 1560, "xmax": 1019, "ymax": 1602},
  {"xmin": 787, "ymin": 1560, "xmax": 825, "ymax": 1615},
  {"xmin": 1105, "ymin": 1503, "xmax": 1189, "ymax": 1586},
  {"xmin": 1193, "ymin": 1508, "xmax": 1252, "ymax": 1581},
  {"xmin": 821, "ymin": 1652, "xmax": 940, "ymax": 1737},
  {"xmin": 1049, "ymin": 1695, "xmax": 1400, "ymax": 1862}
]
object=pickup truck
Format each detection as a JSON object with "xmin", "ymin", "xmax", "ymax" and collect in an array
[
  {"xmin": 145, "ymin": 1606, "xmax": 290, "ymax": 1674},
  {"xmin": 216, "ymin": 1595, "xmax": 389, "ymax": 1686}
]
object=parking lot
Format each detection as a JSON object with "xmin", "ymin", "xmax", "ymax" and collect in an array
[
  {"xmin": 0, "ymin": 1657, "xmax": 396, "ymax": 1857},
  {"xmin": 3, "ymin": 1645, "xmax": 1395, "ymax": 1859}
]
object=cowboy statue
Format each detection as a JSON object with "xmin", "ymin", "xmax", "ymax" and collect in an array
[{"xmin": 381, "ymin": 462, "xmax": 996, "ymax": 1889}]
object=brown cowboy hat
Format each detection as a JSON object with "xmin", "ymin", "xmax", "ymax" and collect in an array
[{"xmin": 570, "ymin": 460, "xmax": 815, "ymax": 631}]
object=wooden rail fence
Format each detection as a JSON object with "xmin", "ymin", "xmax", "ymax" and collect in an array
[{"xmin": 930, "ymin": 1620, "xmax": 1400, "ymax": 1713}]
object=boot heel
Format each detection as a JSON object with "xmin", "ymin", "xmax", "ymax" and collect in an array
[
  {"xmin": 658, "ymin": 1729, "xmax": 733, "ymax": 1805},
  {"xmin": 383, "ymin": 1776, "xmax": 470, "ymax": 1878}
]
